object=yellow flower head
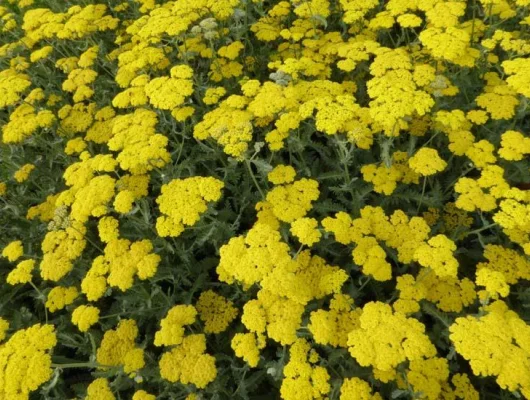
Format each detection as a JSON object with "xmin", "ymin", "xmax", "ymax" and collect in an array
[
  {"xmin": 159, "ymin": 334, "xmax": 217, "ymax": 388},
  {"xmin": 408, "ymin": 148, "xmax": 447, "ymax": 176},
  {"xmin": 2, "ymin": 240, "xmax": 24, "ymax": 262},
  {"xmin": 414, "ymin": 234, "xmax": 458, "ymax": 278},
  {"xmin": 156, "ymin": 177, "xmax": 224, "ymax": 237},
  {"xmin": 0, "ymin": 324, "xmax": 57, "ymax": 398},
  {"xmin": 132, "ymin": 390, "xmax": 156, "ymax": 400},
  {"xmin": 347, "ymin": 302, "xmax": 436, "ymax": 372},
  {"xmin": 72, "ymin": 305, "xmax": 100, "ymax": 332},
  {"xmin": 290, "ymin": 217, "xmax": 321, "ymax": 246},
  {"xmin": 231, "ymin": 332, "xmax": 266, "ymax": 367},
  {"xmin": 7, "ymin": 259, "xmax": 35, "ymax": 285},
  {"xmin": 154, "ymin": 305, "xmax": 197, "ymax": 347},
  {"xmin": 96, "ymin": 319, "xmax": 142, "ymax": 370},
  {"xmin": 196, "ymin": 290, "xmax": 238, "ymax": 334},
  {"xmin": 340, "ymin": 377, "xmax": 382, "ymax": 400},
  {"xmin": 45, "ymin": 286, "xmax": 79, "ymax": 312},
  {"xmin": 13, "ymin": 164, "xmax": 36, "ymax": 183},
  {"xmin": 86, "ymin": 378, "xmax": 115, "ymax": 400},
  {"xmin": 268, "ymin": 165, "xmax": 296, "ymax": 185},
  {"xmin": 0, "ymin": 318, "xmax": 9, "ymax": 342}
]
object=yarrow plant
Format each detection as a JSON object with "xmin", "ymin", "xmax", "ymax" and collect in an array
[{"xmin": 1, "ymin": 0, "xmax": 530, "ymax": 399}]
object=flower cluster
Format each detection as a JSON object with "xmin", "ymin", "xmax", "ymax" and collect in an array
[
  {"xmin": 450, "ymin": 301, "xmax": 530, "ymax": 397},
  {"xmin": 280, "ymin": 339, "xmax": 330, "ymax": 400},
  {"xmin": 0, "ymin": 324, "xmax": 57, "ymax": 399},
  {"xmin": 1, "ymin": 0, "xmax": 530, "ymax": 398},
  {"xmin": 156, "ymin": 177, "xmax": 224, "ymax": 237},
  {"xmin": 82, "ymin": 238, "xmax": 160, "ymax": 300},
  {"xmin": 96, "ymin": 319, "xmax": 145, "ymax": 375},
  {"xmin": 347, "ymin": 302, "xmax": 436, "ymax": 380},
  {"xmin": 155, "ymin": 305, "xmax": 217, "ymax": 388}
]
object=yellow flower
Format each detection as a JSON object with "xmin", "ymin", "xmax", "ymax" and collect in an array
[
  {"xmin": 366, "ymin": 49, "xmax": 434, "ymax": 135},
  {"xmin": 309, "ymin": 294, "xmax": 361, "ymax": 347},
  {"xmin": 414, "ymin": 235, "xmax": 458, "ymax": 278},
  {"xmin": 242, "ymin": 289, "xmax": 305, "ymax": 345},
  {"xmin": 0, "ymin": 324, "xmax": 57, "ymax": 399},
  {"xmin": 7, "ymin": 259, "xmax": 35, "ymax": 285},
  {"xmin": 477, "ymin": 244, "xmax": 530, "ymax": 284},
  {"xmin": 123, "ymin": 347, "xmax": 145, "ymax": 374},
  {"xmin": 45, "ymin": 286, "xmax": 79, "ymax": 312},
  {"xmin": 266, "ymin": 178, "xmax": 320, "ymax": 223},
  {"xmin": 255, "ymin": 201, "xmax": 280, "ymax": 230},
  {"xmin": 418, "ymin": 269, "xmax": 476, "ymax": 313},
  {"xmin": 347, "ymin": 302, "xmax": 436, "ymax": 372},
  {"xmin": 0, "ymin": 69, "xmax": 31, "ymax": 108},
  {"xmin": 40, "ymin": 221, "xmax": 87, "ymax": 281},
  {"xmin": 498, "ymin": 130, "xmax": 530, "ymax": 161},
  {"xmin": 450, "ymin": 301, "xmax": 530, "ymax": 395},
  {"xmin": 467, "ymin": 110, "xmax": 489, "ymax": 125},
  {"xmin": 78, "ymin": 46, "xmax": 99, "ymax": 68},
  {"xmin": 196, "ymin": 290, "xmax": 238, "ymax": 334},
  {"xmin": 352, "ymin": 237, "xmax": 392, "ymax": 281},
  {"xmin": 64, "ymin": 137, "xmax": 87, "ymax": 155},
  {"xmin": 405, "ymin": 357, "xmax": 449, "ymax": 400},
  {"xmin": 144, "ymin": 72, "xmax": 194, "ymax": 110},
  {"xmin": 159, "ymin": 334, "xmax": 217, "ymax": 389},
  {"xmin": 203, "ymin": 87, "xmax": 226, "ymax": 105},
  {"xmin": 98, "ymin": 216, "xmax": 120, "ymax": 243},
  {"xmin": 451, "ymin": 374, "xmax": 479, "ymax": 400},
  {"xmin": 193, "ymin": 101, "xmax": 253, "ymax": 159},
  {"xmin": 156, "ymin": 177, "xmax": 224, "ymax": 237},
  {"xmin": 69, "ymin": 175, "xmax": 116, "ymax": 223},
  {"xmin": 361, "ymin": 163, "xmax": 402, "ymax": 195},
  {"xmin": 420, "ymin": 27, "xmax": 475, "ymax": 65},
  {"xmin": 217, "ymin": 223, "xmax": 291, "ymax": 286},
  {"xmin": 465, "ymin": 140, "xmax": 497, "ymax": 169},
  {"xmin": 114, "ymin": 190, "xmax": 135, "ymax": 214},
  {"xmin": 476, "ymin": 268, "xmax": 510, "ymax": 300},
  {"xmin": 340, "ymin": 377, "xmax": 382, "ymax": 400},
  {"xmin": 397, "ymin": 13, "xmax": 422, "ymax": 28},
  {"xmin": 408, "ymin": 148, "xmax": 447, "ymax": 176},
  {"xmin": 290, "ymin": 217, "xmax": 321, "ymax": 246},
  {"xmin": 218, "ymin": 41, "xmax": 244, "ymax": 60},
  {"xmin": 154, "ymin": 305, "xmax": 197, "ymax": 347},
  {"xmin": 132, "ymin": 390, "xmax": 156, "ymax": 400},
  {"xmin": 109, "ymin": 109, "xmax": 170, "ymax": 174},
  {"xmin": 268, "ymin": 165, "xmax": 296, "ymax": 185},
  {"xmin": 280, "ymin": 338, "xmax": 330, "ymax": 400},
  {"xmin": 82, "ymin": 238, "xmax": 160, "ymax": 297},
  {"xmin": 231, "ymin": 332, "xmax": 265, "ymax": 367},
  {"xmin": 71, "ymin": 305, "xmax": 100, "ymax": 332},
  {"xmin": 96, "ymin": 319, "xmax": 142, "ymax": 371},
  {"xmin": 0, "ymin": 318, "xmax": 9, "ymax": 342},
  {"xmin": 86, "ymin": 378, "xmax": 115, "ymax": 400},
  {"xmin": 13, "ymin": 164, "xmax": 36, "ymax": 183},
  {"xmin": 503, "ymin": 58, "xmax": 530, "ymax": 98},
  {"xmin": 2, "ymin": 240, "xmax": 23, "ymax": 261}
]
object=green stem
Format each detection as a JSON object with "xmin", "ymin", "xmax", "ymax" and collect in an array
[
  {"xmin": 29, "ymin": 280, "xmax": 48, "ymax": 324},
  {"xmin": 420, "ymin": 130, "xmax": 441, "ymax": 149},
  {"xmin": 416, "ymin": 177, "xmax": 428, "ymax": 214},
  {"xmin": 245, "ymin": 159, "xmax": 265, "ymax": 199},
  {"xmin": 68, "ymin": 223, "xmax": 105, "ymax": 253},
  {"xmin": 99, "ymin": 306, "xmax": 167, "ymax": 320},
  {"xmin": 466, "ymin": 223, "xmax": 497, "ymax": 236},
  {"xmin": 293, "ymin": 244, "xmax": 304, "ymax": 259},
  {"xmin": 358, "ymin": 276, "xmax": 372, "ymax": 292},
  {"xmin": 422, "ymin": 303, "xmax": 451, "ymax": 328},
  {"xmin": 51, "ymin": 362, "xmax": 99, "ymax": 369}
]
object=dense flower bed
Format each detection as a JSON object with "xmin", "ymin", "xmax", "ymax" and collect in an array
[{"xmin": 1, "ymin": 0, "xmax": 530, "ymax": 399}]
